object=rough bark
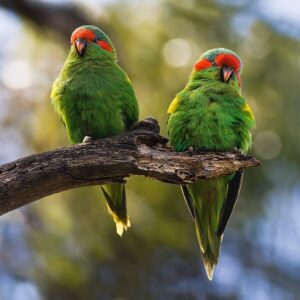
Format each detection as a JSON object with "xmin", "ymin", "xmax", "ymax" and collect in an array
[{"xmin": 0, "ymin": 118, "xmax": 260, "ymax": 216}]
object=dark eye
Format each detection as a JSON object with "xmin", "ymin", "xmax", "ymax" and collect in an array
[{"xmin": 92, "ymin": 38, "xmax": 98, "ymax": 43}]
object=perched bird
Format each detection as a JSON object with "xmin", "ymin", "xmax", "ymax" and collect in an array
[
  {"xmin": 51, "ymin": 25, "xmax": 139, "ymax": 236},
  {"xmin": 167, "ymin": 48, "xmax": 255, "ymax": 279}
]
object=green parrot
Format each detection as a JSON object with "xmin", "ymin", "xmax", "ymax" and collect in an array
[
  {"xmin": 167, "ymin": 48, "xmax": 255, "ymax": 280},
  {"xmin": 51, "ymin": 25, "xmax": 139, "ymax": 236}
]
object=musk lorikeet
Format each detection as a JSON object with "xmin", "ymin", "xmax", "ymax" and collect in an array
[
  {"xmin": 51, "ymin": 25, "xmax": 139, "ymax": 236},
  {"xmin": 167, "ymin": 48, "xmax": 255, "ymax": 280}
]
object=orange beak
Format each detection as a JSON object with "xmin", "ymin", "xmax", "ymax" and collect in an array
[
  {"xmin": 75, "ymin": 39, "xmax": 87, "ymax": 56},
  {"xmin": 222, "ymin": 66, "xmax": 234, "ymax": 83}
]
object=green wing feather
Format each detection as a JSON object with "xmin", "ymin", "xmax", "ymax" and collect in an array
[
  {"xmin": 181, "ymin": 185, "xmax": 195, "ymax": 219},
  {"xmin": 217, "ymin": 169, "xmax": 244, "ymax": 236}
]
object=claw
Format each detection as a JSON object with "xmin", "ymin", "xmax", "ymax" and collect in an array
[
  {"xmin": 83, "ymin": 136, "xmax": 93, "ymax": 143},
  {"xmin": 130, "ymin": 117, "xmax": 160, "ymax": 133},
  {"xmin": 233, "ymin": 147, "xmax": 243, "ymax": 155}
]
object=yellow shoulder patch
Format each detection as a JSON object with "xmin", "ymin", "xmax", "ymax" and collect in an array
[
  {"xmin": 242, "ymin": 103, "xmax": 255, "ymax": 120},
  {"xmin": 126, "ymin": 75, "xmax": 132, "ymax": 84},
  {"xmin": 167, "ymin": 96, "xmax": 180, "ymax": 114}
]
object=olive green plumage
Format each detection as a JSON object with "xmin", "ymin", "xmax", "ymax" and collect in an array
[
  {"xmin": 167, "ymin": 48, "xmax": 255, "ymax": 279},
  {"xmin": 51, "ymin": 25, "xmax": 139, "ymax": 236}
]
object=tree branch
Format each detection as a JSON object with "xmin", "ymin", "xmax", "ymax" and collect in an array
[
  {"xmin": 0, "ymin": 0, "xmax": 92, "ymax": 37},
  {"xmin": 0, "ymin": 118, "xmax": 260, "ymax": 216}
]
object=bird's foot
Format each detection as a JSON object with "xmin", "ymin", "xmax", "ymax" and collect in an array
[
  {"xmin": 130, "ymin": 117, "xmax": 160, "ymax": 134},
  {"xmin": 233, "ymin": 147, "xmax": 244, "ymax": 156},
  {"xmin": 82, "ymin": 136, "xmax": 93, "ymax": 144}
]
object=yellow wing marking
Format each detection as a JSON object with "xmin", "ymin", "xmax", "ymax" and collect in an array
[
  {"xmin": 242, "ymin": 103, "xmax": 255, "ymax": 120},
  {"xmin": 167, "ymin": 96, "xmax": 180, "ymax": 114},
  {"xmin": 126, "ymin": 75, "xmax": 132, "ymax": 84}
]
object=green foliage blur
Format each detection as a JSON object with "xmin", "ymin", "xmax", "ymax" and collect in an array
[{"xmin": 1, "ymin": 0, "xmax": 300, "ymax": 299}]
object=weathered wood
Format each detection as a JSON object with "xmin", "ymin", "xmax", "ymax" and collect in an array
[{"xmin": 0, "ymin": 118, "xmax": 260, "ymax": 215}]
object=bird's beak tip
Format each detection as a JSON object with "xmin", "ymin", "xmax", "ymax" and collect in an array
[
  {"xmin": 75, "ymin": 39, "xmax": 87, "ymax": 56},
  {"xmin": 222, "ymin": 66, "xmax": 234, "ymax": 83}
]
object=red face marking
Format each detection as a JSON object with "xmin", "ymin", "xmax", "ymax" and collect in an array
[
  {"xmin": 237, "ymin": 73, "xmax": 241, "ymax": 87},
  {"xmin": 194, "ymin": 58, "xmax": 212, "ymax": 71},
  {"xmin": 215, "ymin": 54, "xmax": 241, "ymax": 72},
  {"xmin": 97, "ymin": 40, "xmax": 113, "ymax": 52},
  {"xmin": 71, "ymin": 29, "xmax": 96, "ymax": 44},
  {"xmin": 71, "ymin": 28, "xmax": 113, "ymax": 52}
]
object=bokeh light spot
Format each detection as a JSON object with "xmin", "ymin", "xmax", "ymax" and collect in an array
[
  {"xmin": 1, "ymin": 60, "xmax": 33, "ymax": 90},
  {"xmin": 162, "ymin": 38, "xmax": 192, "ymax": 68},
  {"xmin": 253, "ymin": 130, "xmax": 282, "ymax": 160}
]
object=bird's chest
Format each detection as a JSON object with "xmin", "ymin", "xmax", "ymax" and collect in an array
[
  {"xmin": 181, "ymin": 97, "xmax": 242, "ymax": 151},
  {"xmin": 57, "ymin": 75, "xmax": 124, "ymax": 142},
  {"xmin": 189, "ymin": 95, "xmax": 235, "ymax": 125}
]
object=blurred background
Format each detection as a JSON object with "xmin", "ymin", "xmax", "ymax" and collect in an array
[{"xmin": 0, "ymin": 0, "xmax": 300, "ymax": 299}]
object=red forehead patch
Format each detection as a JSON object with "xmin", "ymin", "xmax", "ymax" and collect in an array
[
  {"xmin": 194, "ymin": 58, "xmax": 212, "ymax": 71},
  {"xmin": 215, "ymin": 54, "xmax": 240, "ymax": 72},
  {"xmin": 71, "ymin": 29, "xmax": 96, "ymax": 43}
]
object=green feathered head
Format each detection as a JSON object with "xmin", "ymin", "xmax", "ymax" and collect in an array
[
  {"xmin": 193, "ymin": 48, "xmax": 242, "ymax": 86},
  {"xmin": 70, "ymin": 25, "xmax": 116, "ymax": 60}
]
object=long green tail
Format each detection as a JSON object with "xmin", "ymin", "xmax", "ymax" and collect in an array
[
  {"xmin": 185, "ymin": 177, "xmax": 229, "ymax": 280},
  {"xmin": 101, "ymin": 183, "xmax": 130, "ymax": 236}
]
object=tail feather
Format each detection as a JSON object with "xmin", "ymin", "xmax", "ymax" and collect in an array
[
  {"xmin": 181, "ymin": 185, "xmax": 196, "ymax": 219},
  {"xmin": 201, "ymin": 245, "xmax": 217, "ymax": 281},
  {"xmin": 195, "ymin": 214, "xmax": 223, "ymax": 280},
  {"xmin": 186, "ymin": 178, "xmax": 228, "ymax": 280},
  {"xmin": 101, "ymin": 183, "xmax": 130, "ymax": 236}
]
